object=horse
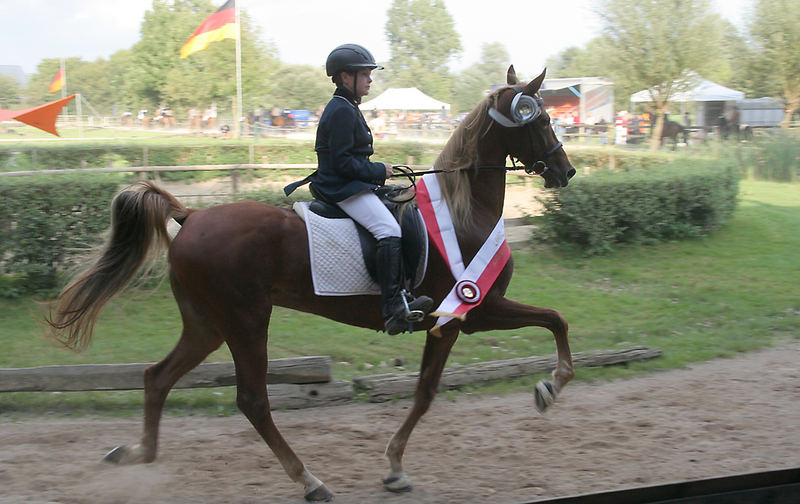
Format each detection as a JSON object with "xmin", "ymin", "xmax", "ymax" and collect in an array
[
  {"xmin": 46, "ymin": 65, "xmax": 576, "ymax": 502},
  {"xmin": 653, "ymin": 114, "xmax": 688, "ymax": 150},
  {"xmin": 718, "ymin": 107, "xmax": 740, "ymax": 141}
]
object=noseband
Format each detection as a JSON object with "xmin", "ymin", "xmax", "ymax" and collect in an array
[{"xmin": 510, "ymin": 137, "xmax": 563, "ymax": 176}]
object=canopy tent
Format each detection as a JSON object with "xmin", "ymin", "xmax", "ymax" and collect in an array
[
  {"xmin": 630, "ymin": 77, "xmax": 744, "ymax": 103},
  {"xmin": 360, "ymin": 87, "xmax": 450, "ymax": 111},
  {"xmin": 630, "ymin": 76, "xmax": 745, "ymax": 127}
]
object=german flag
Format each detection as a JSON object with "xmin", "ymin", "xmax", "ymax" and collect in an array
[
  {"xmin": 49, "ymin": 69, "xmax": 65, "ymax": 93},
  {"xmin": 180, "ymin": 0, "xmax": 236, "ymax": 58}
]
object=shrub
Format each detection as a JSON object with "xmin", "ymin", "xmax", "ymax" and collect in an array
[
  {"xmin": 752, "ymin": 131, "xmax": 799, "ymax": 182},
  {"xmin": 725, "ymin": 129, "xmax": 799, "ymax": 182},
  {"xmin": 0, "ymin": 175, "xmax": 122, "ymax": 296},
  {"xmin": 536, "ymin": 160, "xmax": 740, "ymax": 255}
]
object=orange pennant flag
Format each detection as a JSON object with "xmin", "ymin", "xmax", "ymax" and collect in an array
[
  {"xmin": 0, "ymin": 95, "xmax": 76, "ymax": 136},
  {"xmin": 180, "ymin": 0, "xmax": 236, "ymax": 58},
  {"xmin": 49, "ymin": 69, "xmax": 65, "ymax": 93}
]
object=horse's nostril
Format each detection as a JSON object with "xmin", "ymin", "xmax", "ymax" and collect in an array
[{"xmin": 567, "ymin": 168, "xmax": 576, "ymax": 179}]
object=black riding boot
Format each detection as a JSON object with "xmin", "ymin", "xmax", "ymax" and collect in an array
[{"xmin": 376, "ymin": 237, "xmax": 434, "ymax": 335}]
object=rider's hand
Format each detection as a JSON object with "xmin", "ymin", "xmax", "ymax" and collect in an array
[{"xmin": 384, "ymin": 163, "xmax": 393, "ymax": 179}]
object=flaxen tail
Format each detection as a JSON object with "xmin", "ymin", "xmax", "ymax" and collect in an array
[{"xmin": 46, "ymin": 181, "xmax": 191, "ymax": 351}]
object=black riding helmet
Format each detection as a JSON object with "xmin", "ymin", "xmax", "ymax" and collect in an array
[{"xmin": 325, "ymin": 44, "xmax": 384, "ymax": 77}]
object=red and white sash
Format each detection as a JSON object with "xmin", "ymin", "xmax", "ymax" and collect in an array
[{"xmin": 416, "ymin": 173, "xmax": 511, "ymax": 332}]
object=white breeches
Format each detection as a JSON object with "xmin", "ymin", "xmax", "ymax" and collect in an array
[{"xmin": 337, "ymin": 190, "xmax": 401, "ymax": 240}]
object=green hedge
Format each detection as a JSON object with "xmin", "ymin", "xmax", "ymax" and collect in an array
[
  {"xmin": 0, "ymin": 176, "xmax": 313, "ymax": 297},
  {"xmin": 565, "ymin": 148, "xmax": 685, "ymax": 174},
  {"xmin": 536, "ymin": 160, "xmax": 740, "ymax": 255},
  {"xmin": 0, "ymin": 175, "xmax": 123, "ymax": 296}
]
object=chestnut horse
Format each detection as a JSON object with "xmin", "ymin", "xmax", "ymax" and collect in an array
[{"xmin": 47, "ymin": 66, "xmax": 575, "ymax": 502}]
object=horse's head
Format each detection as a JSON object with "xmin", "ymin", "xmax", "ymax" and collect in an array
[{"xmin": 488, "ymin": 66, "xmax": 576, "ymax": 188}]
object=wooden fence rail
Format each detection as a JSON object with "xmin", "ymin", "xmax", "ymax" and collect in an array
[
  {"xmin": 1, "ymin": 348, "xmax": 662, "ymax": 410},
  {"xmin": 0, "ymin": 356, "xmax": 331, "ymax": 393},
  {"xmin": 354, "ymin": 346, "xmax": 662, "ymax": 402},
  {"xmin": 0, "ymin": 164, "xmax": 319, "ymax": 178}
]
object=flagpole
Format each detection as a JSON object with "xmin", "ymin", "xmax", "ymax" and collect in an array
[
  {"xmin": 234, "ymin": 1, "xmax": 243, "ymax": 139},
  {"xmin": 59, "ymin": 58, "xmax": 67, "ymax": 127},
  {"xmin": 60, "ymin": 58, "xmax": 67, "ymax": 100},
  {"xmin": 76, "ymin": 93, "xmax": 83, "ymax": 138}
]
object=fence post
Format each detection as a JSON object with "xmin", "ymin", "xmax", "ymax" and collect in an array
[{"xmin": 137, "ymin": 146, "xmax": 149, "ymax": 180}]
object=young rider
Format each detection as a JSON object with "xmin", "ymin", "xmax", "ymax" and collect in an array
[{"xmin": 285, "ymin": 43, "xmax": 433, "ymax": 334}]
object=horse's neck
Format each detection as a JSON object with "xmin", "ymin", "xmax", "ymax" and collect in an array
[
  {"xmin": 466, "ymin": 154, "xmax": 507, "ymax": 231},
  {"xmin": 477, "ymin": 162, "xmax": 506, "ymax": 214}
]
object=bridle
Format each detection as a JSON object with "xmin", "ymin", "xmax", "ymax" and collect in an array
[
  {"xmin": 391, "ymin": 87, "xmax": 564, "ymax": 183},
  {"xmin": 490, "ymin": 86, "xmax": 563, "ymax": 178}
]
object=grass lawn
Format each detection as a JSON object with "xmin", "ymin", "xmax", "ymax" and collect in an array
[{"xmin": 0, "ymin": 179, "xmax": 798, "ymax": 417}]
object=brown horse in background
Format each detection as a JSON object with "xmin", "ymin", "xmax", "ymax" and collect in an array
[
  {"xmin": 46, "ymin": 66, "xmax": 575, "ymax": 502},
  {"xmin": 652, "ymin": 114, "xmax": 688, "ymax": 150}
]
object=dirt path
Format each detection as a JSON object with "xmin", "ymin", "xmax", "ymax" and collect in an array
[{"xmin": 1, "ymin": 342, "xmax": 798, "ymax": 504}]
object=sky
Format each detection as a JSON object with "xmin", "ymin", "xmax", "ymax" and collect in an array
[{"xmin": 1, "ymin": 0, "xmax": 753, "ymax": 77}]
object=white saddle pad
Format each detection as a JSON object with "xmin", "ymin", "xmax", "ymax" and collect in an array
[{"xmin": 293, "ymin": 202, "xmax": 427, "ymax": 297}]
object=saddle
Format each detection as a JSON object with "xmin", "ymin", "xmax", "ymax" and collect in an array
[{"xmin": 304, "ymin": 185, "xmax": 427, "ymax": 290}]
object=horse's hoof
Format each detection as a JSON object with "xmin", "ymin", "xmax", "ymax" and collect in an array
[
  {"xmin": 534, "ymin": 380, "xmax": 555, "ymax": 413},
  {"xmin": 102, "ymin": 445, "xmax": 128, "ymax": 464},
  {"xmin": 304, "ymin": 483, "xmax": 334, "ymax": 502},
  {"xmin": 383, "ymin": 474, "xmax": 413, "ymax": 493}
]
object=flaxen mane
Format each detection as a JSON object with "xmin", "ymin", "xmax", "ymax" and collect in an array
[{"xmin": 432, "ymin": 88, "xmax": 503, "ymax": 229}]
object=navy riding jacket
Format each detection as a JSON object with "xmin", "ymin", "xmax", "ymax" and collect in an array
[{"xmin": 307, "ymin": 88, "xmax": 387, "ymax": 202}]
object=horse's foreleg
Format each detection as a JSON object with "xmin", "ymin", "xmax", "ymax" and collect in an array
[
  {"xmin": 468, "ymin": 297, "xmax": 574, "ymax": 411},
  {"xmin": 225, "ymin": 308, "xmax": 334, "ymax": 502},
  {"xmin": 383, "ymin": 326, "xmax": 459, "ymax": 493}
]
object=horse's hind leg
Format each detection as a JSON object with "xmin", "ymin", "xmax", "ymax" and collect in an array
[
  {"xmin": 384, "ymin": 326, "xmax": 459, "ymax": 493},
  {"xmin": 104, "ymin": 277, "xmax": 223, "ymax": 464},
  {"xmin": 224, "ymin": 304, "xmax": 334, "ymax": 502}
]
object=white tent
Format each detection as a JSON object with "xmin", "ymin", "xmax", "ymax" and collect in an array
[
  {"xmin": 630, "ymin": 77, "xmax": 744, "ymax": 103},
  {"xmin": 360, "ymin": 87, "xmax": 450, "ymax": 111}
]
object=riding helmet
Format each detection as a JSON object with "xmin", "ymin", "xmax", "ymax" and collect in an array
[{"xmin": 325, "ymin": 44, "xmax": 384, "ymax": 77}]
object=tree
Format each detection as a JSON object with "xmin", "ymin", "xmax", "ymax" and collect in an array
[
  {"xmin": 748, "ymin": 0, "xmax": 800, "ymax": 127},
  {"xmin": 0, "ymin": 73, "xmax": 21, "ymax": 109},
  {"xmin": 267, "ymin": 64, "xmax": 332, "ymax": 112},
  {"xmin": 107, "ymin": 50, "xmax": 139, "ymax": 115},
  {"xmin": 598, "ymin": 0, "xmax": 726, "ymax": 149},
  {"xmin": 544, "ymin": 37, "xmax": 640, "ymax": 111},
  {"xmin": 24, "ymin": 58, "xmax": 81, "ymax": 111},
  {"xmin": 385, "ymin": 0, "xmax": 461, "ymax": 102},
  {"xmin": 453, "ymin": 42, "xmax": 510, "ymax": 113},
  {"xmin": 545, "ymin": 44, "xmax": 605, "ymax": 79},
  {"xmin": 128, "ymin": 0, "xmax": 278, "ymax": 119}
]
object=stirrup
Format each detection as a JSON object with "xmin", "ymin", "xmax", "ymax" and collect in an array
[{"xmin": 401, "ymin": 290, "xmax": 427, "ymax": 323}]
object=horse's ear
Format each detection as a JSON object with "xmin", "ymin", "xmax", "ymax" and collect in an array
[
  {"xmin": 506, "ymin": 65, "xmax": 519, "ymax": 85},
  {"xmin": 524, "ymin": 68, "xmax": 547, "ymax": 95}
]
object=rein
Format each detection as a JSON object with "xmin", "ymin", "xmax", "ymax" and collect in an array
[
  {"xmin": 386, "ymin": 150, "xmax": 560, "ymax": 204},
  {"xmin": 391, "ymin": 137, "xmax": 563, "ymax": 180}
]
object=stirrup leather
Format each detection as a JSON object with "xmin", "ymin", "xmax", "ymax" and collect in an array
[{"xmin": 401, "ymin": 290, "xmax": 426, "ymax": 323}]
